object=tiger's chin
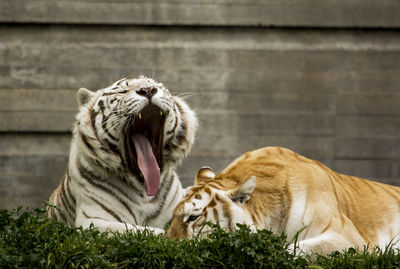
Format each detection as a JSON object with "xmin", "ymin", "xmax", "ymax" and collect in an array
[{"xmin": 125, "ymin": 104, "xmax": 166, "ymax": 196}]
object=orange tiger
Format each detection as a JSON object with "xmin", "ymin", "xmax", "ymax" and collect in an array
[{"xmin": 167, "ymin": 147, "xmax": 400, "ymax": 255}]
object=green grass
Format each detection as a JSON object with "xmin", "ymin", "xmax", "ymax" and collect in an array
[{"xmin": 1, "ymin": 207, "xmax": 399, "ymax": 268}]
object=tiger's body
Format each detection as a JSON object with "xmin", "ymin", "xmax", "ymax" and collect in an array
[
  {"xmin": 167, "ymin": 147, "xmax": 400, "ymax": 255},
  {"xmin": 48, "ymin": 76, "xmax": 197, "ymax": 234}
]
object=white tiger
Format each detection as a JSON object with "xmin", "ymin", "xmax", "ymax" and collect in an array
[{"xmin": 47, "ymin": 76, "xmax": 197, "ymax": 234}]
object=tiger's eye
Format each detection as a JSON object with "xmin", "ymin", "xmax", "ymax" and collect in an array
[{"xmin": 187, "ymin": 215, "xmax": 199, "ymax": 222}]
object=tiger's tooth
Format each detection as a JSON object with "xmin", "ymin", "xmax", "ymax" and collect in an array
[
  {"xmin": 160, "ymin": 111, "xmax": 163, "ymax": 116},
  {"xmin": 138, "ymin": 113, "xmax": 142, "ymax": 119}
]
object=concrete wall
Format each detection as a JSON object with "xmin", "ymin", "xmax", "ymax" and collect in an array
[{"xmin": 0, "ymin": 1, "xmax": 399, "ymax": 209}]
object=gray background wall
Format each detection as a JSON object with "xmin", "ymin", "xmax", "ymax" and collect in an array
[{"xmin": 0, "ymin": 0, "xmax": 399, "ymax": 209}]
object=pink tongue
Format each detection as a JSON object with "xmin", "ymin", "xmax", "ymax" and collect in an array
[{"xmin": 132, "ymin": 133, "xmax": 160, "ymax": 196}]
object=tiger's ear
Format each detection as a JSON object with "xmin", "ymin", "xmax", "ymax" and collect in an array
[
  {"xmin": 77, "ymin": 88, "xmax": 94, "ymax": 107},
  {"xmin": 195, "ymin": 167, "xmax": 215, "ymax": 185},
  {"xmin": 231, "ymin": 176, "xmax": 256, "ymax": 204}
]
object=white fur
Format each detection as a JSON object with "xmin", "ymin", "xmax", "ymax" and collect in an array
[
  {"xmin": 285, "ymin": 190, "xmax": 308, "ymax": 240},
  {"xmin": 377, "ymin": 213, "xmax": 400, "ymax": 250},
  {"xmin": 48, "ymin": 76, "xmax": 197, "ymax": 235}
]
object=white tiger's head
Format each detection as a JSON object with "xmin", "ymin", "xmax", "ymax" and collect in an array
[
  {"xmin": 167, "ymin": 167, "xmax": 257, "ymax": 239},
  {"xmin": 74, "ymin": 76, "xmax": 197, "ymax": 196}
]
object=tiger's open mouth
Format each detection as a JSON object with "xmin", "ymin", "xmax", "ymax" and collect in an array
[{"xmin": 125, "ymin": 105, "xmax": 165, "ymax": 196}]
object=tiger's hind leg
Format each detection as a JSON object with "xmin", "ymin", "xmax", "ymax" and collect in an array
[
  {"xmin": 288, "ymin": 231, "xmax": 358, "ymax": 256},
  {"xmin": 288, "ymin": 216, "xmax": 366, "ymax": 255}
]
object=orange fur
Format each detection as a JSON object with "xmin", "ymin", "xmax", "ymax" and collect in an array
[{"xmin": 167, "ymin": 147, "xmax": 400, "ymax": 255}]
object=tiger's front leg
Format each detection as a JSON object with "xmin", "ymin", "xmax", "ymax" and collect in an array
[{"xmin": 75, "ymin": 208, "xmax": 165, "ymax": 235}]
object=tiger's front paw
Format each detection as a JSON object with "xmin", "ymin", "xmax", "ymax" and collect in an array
[{"xmin": 150, "ymin": 227, "xmax": 165, "ymax": 235}]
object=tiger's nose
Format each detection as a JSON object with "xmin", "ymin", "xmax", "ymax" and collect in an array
[{"xmin": 136, "ymin": 87, "xmax": 158, "ymax": 100}]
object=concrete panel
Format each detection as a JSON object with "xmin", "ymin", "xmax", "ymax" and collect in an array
[
  {"xmin": 338, "ymin": 94, "xmax": 400, "ymax": 116},
  {"xmin": 0, "ymin": 155, "xmax": 67, "ymax": 175},
  {"xmin": 0, "ymin": 133, "xmax": 71, "ymax": 155},
  {"xmin": 192, "ymin": 92, "xmax": 336, "ymax": 116},
  {"xmin": 191, "ymin": 135, "xmax": 335, "ymax": 159},
  {"xmin": 3, "ymin": 45, "xmax": 400, "ymax": 79},
  {"xmin": 0, "ymin": 111, "xmax": 75, "ymax": 132},
  {"xmin": 0, "ymin": 133, "xmax": 69, "ymax": 209},
  {"xmin": 0, "ymin": 175, "xmax": 61, "ymax": 209},
  {"xmin": 0, "ymin": 0, "xmax": 399, "ymax": 27},
  {"xmin": 336, "ymin": 138, "xmax": 400, "ymax": 160},
  {"xmin": 334, "ymin": 160, "xmax": 400, "ymax": 185},
  {"xmin": 199, "ymin": 114, "xmax": 334, "ymax": 137},
  {"xmin": 0, "ymin": 89, "xmax": 77, "ymax": 112},
  {"xmin": 336, "ymin": 116, "xmax": 400, "ymax": 139}
]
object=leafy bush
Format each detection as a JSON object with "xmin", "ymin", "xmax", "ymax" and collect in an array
[{"xmin": 0, "ymin": 207, "xmax": 399, "ymax": 268}]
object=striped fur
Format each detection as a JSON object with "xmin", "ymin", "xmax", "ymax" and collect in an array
[
  {"xmin": 48, "ymin": 76, "xmax": 197, "ymax": 234},
  {"xmin": 167, "ymin": 147, "xmax": 400, "ymax": 255}
]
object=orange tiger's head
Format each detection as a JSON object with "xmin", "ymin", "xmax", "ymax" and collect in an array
[{"xmin": 167, "ymin": 167, "xmax": 257, "ymax": 239}]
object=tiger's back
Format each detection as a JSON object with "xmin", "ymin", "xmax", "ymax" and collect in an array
[{"xmin": 168, "ymin": 147, "xmax": 400, "ymax": 254}]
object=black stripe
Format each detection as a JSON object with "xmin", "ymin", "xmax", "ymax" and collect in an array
[
  {"xmin": 147, "ymin": 171, "xmax": 175, "ymax": 220},
  {"xmin": 166, "ymin": 112, "xmax": 178, "ymax": 135},
  {"xmin": 97, "ymin": 100, "xmax": 119, "ymax": 145},
  {"xmin": 120, "ymin": 175, "xmax": 142, "ymax": 197},
  {"xmin": 77, "ymin": 159, "xmax": 131, "ymax": 201},
  {"xmin": 174, "ymin": 102, "xmax": 188, "ymax": 146},
  {"xmin": 88, "ymin": 196, "xmax": 122, "ymax": 222},
  {"xmin": 55, "ymin": 193, "xmax": 69, "ymax": 224},
  {"xmin": 101, "ymin": 113, "xmax": 118, "ymax": 142},
  {"xmin": 59, "ymin": 191, "xmax": 73, "ymax": 223},
  {"xmin": 65, "ymin": 172, "xmax": 76, "ymax": 207},
  {"xmin": 102, "ymin": 138, "xmax": 120, "ymax": 155},
  {"xmin": 93, "ymin": 99, "xmax": 116, "ymax": 146},
  {"xmin": 90, "ymin": 107, "xmax": 100, "ymax": 141},
  {"xmin": 82, "ymin": 210, "xmax": 107, "ymax": 221},
  {"xmin": 77, "ymin": 159, "xmax": 138, "ymax": 223},
  {"xmin": 109, "ymin": 97, "xmax": 117, "ymax": 105},
  {"xmin": 163, "ymin": 173, "xmax": 180, "ymax": 211},
  {"xmin": 222, "ymin": 202, "xmax": 234, "ymax": 232},
  {"xmin": 98, "ymin": 100, "xmax": 105, "ymax": 112},
  {"xmin": 58, "ymin": 210, "xmax": 69, "ymax": 224},
  {"xmin": 126, "ymin": 99, "xmax": 139, "ymax": 107},
  {"xmin": 164, "ymin": 103, "xmax": 188, "ymax": 155},
  {"xmin": 82, "ymin": 210, "xmax": 91, "ymax": 219},
  {"xmin": 102, "ymin": 89, "xmax": 128, "ymax": 96},
  {"xmin": 102, "ymin": 92, "xmax": 118, "ymax": 96},
  {"xmin": 50, "ymin": 208, "xmax": 58, "ymax": 220},
  {"xmin": 60, "ymin": 176, "xmax": 75, "ymax": 220},
  {"xmin": 80, "ymin": 132, "xmax": 98, "ymax": 158},
  {"xmin": 117, "ymin": 79, "xmax": 127, "ymax": 87},
  {"xmin": 47, "ymin": 207, "xmax": 56, "ymax": 219}
]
